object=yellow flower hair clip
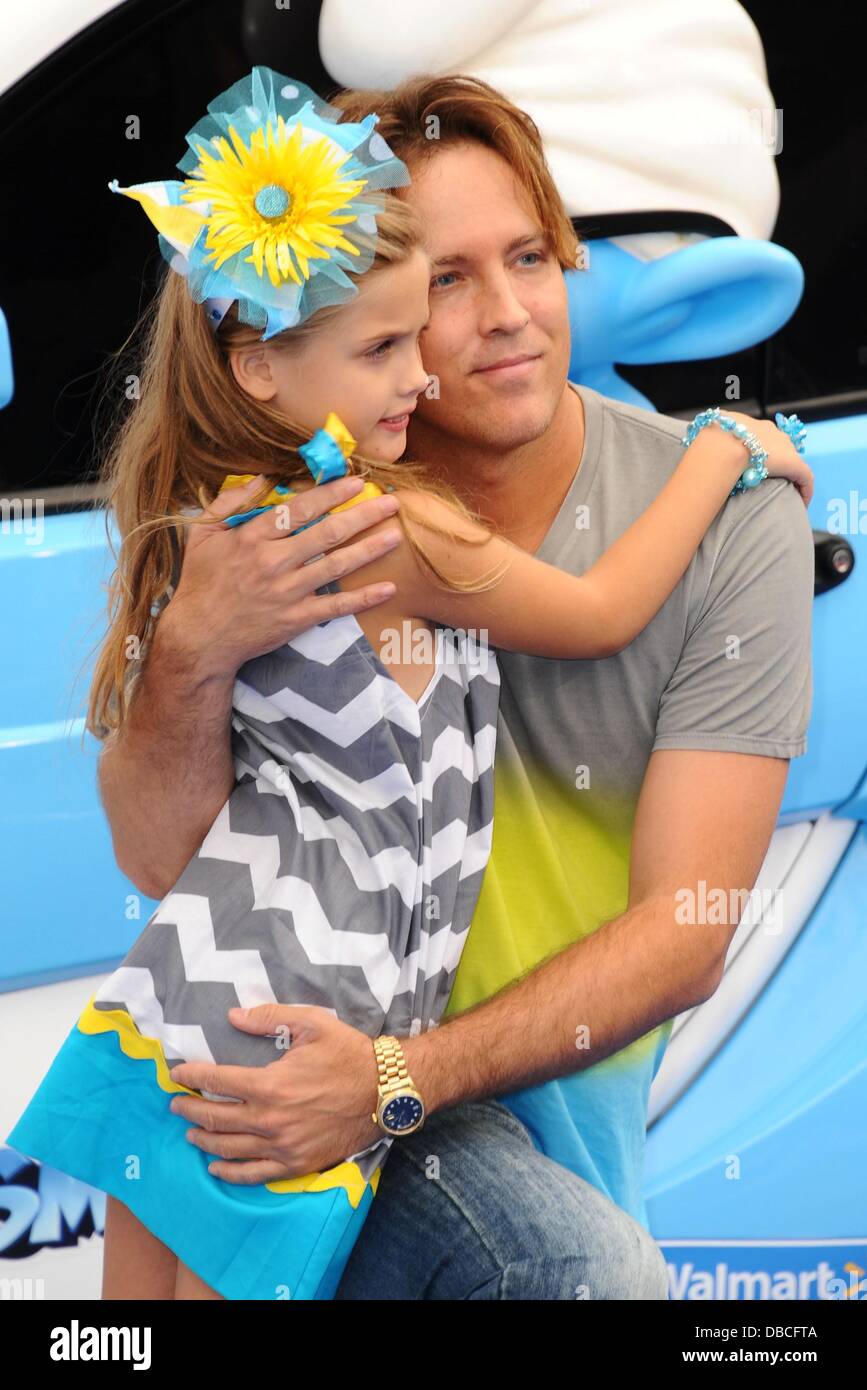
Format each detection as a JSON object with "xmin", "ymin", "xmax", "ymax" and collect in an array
[{"xmin": 108, "ymin": 67, "xmax": 411, "ymax": 340}]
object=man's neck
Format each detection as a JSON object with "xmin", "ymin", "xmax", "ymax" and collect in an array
[{"xmin": 408, "ymin": 381, "xmax": 585, "ymax": 553}]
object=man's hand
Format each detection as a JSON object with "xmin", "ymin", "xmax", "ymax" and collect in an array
[
  {"xmin": 162, "ymin": 474, "xmax": 404, "ymax": 680},
  {"xmin": 166, "ymin": 1004, "xmax": 384, "ymax": 1183}
]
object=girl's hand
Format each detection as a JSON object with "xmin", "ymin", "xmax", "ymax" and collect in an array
[{"xmin": 724, "ymin": 411, "xmax": 814, "ymax": 508}]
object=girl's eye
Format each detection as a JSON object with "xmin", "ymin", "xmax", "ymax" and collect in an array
[
  {"xmin": 516, "ymin": 251, "xmax": 544, "ymax": 267},
  {"xmin": 365, "ymin": 339, "xmax": 394, "ymax": 361}
]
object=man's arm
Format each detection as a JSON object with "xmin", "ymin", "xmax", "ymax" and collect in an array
[
  {"xmin": 400, "ymin": 463, "xmax": 814, "ymax": 1114},
  {"xmin": 400, "ymin": 748, "xmax": 790, "ymax": 1113},
  {"xmin": 166, "ymin": 748, "xmax": 791, "ymax": 1181},
  {"xmin": 97, "ymin": 625, "xmax": 237, "ymax": 900},
  {"xmin": 98, "ymin": 476, "xmax": 404, "ymax": 899}
]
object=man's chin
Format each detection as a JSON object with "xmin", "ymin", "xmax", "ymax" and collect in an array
[
  {"xmin": 466, "ymin": 375, "xmax": 561, "ymax": 444},
  {"xmin": 409, "ymin": 370, "xmax": 564, "ymax": 453}
]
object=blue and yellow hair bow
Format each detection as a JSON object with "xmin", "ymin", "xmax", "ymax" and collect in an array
[{"xmin": 108, "ymin": 67, "xmax": 411, "ymax": 341}]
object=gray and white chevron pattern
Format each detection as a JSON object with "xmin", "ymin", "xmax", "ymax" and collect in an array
[{"xmin": 94, "ymin": 583, "xmax": 501, "ymax": 1176}]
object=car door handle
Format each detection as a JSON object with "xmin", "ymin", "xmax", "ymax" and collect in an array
[{"xmin": 813, "ymin": 529, "xmax": 855, "ymax": 595}]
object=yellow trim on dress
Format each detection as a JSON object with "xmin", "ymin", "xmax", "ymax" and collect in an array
[{"xmin": 77, "ymin": 995, "xmax": 379, "ymax": 1207}]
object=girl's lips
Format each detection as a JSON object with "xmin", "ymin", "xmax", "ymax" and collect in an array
[{"xmin": 377, "ymin": 413, "xmax": 411, "ymax": 431}]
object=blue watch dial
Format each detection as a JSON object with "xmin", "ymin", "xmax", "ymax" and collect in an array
[{"xmin": 382, "ymin": 1094, "xmax": 423, "ymax": 1132}]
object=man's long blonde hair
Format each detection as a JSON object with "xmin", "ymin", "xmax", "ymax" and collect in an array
[{"xmin": 328, "ymin": 73, "xmax": 581, "ymax": 272}]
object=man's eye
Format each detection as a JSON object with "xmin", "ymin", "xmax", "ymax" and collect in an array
[
  {"xmin": 516, "ymin": 251, "xmax": 544, "ymax": 267},
  {"xmin": 431, "ymin": 272, "xmax": 458, "ymax": 290},
  {"xmin": 365, "ymin": 339, "xmax": 393, "ymax": 361}
]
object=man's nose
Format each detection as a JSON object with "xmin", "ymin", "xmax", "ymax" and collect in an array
[{"xmin": 476, "ymin": 271, "xmax": 531, "ymax": 336}]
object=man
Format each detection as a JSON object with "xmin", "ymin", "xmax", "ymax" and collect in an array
[{"xmin": 98, "ymin": 74, "xmax": 813, "ymax": 1299}]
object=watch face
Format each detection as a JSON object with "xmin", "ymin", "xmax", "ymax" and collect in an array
[{"xmin": 382, "ymin": 1093, "xmax": 424, "ymax": 1133}]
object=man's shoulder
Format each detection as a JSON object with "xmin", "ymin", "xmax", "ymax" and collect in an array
[
  {"xmin": 583, "ymin": 383, "xmax": 687, "ymax": 455},
  {"xmin": 583, "ymin": 384, "xmax": 813, "ymax": 556},
  {"xmin": 577, "ymin": 383, "xmax": 691, "ymax": 501}
]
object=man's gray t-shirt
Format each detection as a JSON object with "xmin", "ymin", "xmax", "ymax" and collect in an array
[{"xmin": 442, "ymin": 380, "xmax": 814, "ymax": 1227}]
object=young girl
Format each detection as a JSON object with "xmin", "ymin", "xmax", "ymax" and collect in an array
[{"xmin": 5, "ymin": 68, "xmax": 811, "ymax": 1303}]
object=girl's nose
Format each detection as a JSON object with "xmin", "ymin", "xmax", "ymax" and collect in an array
[{"xmin": 406, "ymin": 343, "xmax": 432, "ymax": 398}]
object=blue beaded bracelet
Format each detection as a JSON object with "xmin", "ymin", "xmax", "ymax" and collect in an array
[
  {"xmin": 681, "ymin": 408, "xmax": 769, "ymax": 496},
  {"xmin": 774, "ymin": 411, "xmax": 808, "ymax": 455}
]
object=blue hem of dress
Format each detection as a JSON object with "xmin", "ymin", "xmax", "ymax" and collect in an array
[{"xmin": 5, "ymin": 1024, "xmax": 374, "ymax": 1299}]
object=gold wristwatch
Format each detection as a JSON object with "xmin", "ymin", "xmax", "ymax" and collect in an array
[{"xmin": 371, "ymin": 1035, "xmax": 426, "ymax": 1137}]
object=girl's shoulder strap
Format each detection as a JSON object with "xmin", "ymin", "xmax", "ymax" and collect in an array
[
  {"xmin": 217, "ymin": 474, "xmax": 384, "ymax": 527},
  {"xmin": 327, "ymin": 480, "xmax": 385, "ymax": 514}
]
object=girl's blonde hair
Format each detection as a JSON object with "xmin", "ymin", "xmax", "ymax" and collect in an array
[{"xmin": 87, "ymin": 195, "xmax": 509, "ymax": 744}]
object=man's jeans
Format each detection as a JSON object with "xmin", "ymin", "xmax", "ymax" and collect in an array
[{"xmin": 335, "ymin": 1098, "xmax": 670, "ymax": 1300}]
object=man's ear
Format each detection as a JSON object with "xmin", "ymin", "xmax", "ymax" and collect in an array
[{"xmin": 229, "ymin": 345, "xmax": 277, "ymax": 402}]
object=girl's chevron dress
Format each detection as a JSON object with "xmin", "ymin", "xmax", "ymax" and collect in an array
[{"xmin": 7, "ymin": 579, "xmax": 501, "ymax": 1299}]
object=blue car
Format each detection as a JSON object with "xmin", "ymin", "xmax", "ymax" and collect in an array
[{"xmin": 1, "ymin": 0, "xmax": 864, "ymax": 1300}]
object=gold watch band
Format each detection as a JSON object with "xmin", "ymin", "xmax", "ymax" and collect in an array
[
  {"xmin": 373, "ymin": 1034, "xmax": 411, "ymax": 1092},
  {"xmin": 371, "ymin": 1035, "xmax": 425, "ymax": 1134}
]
